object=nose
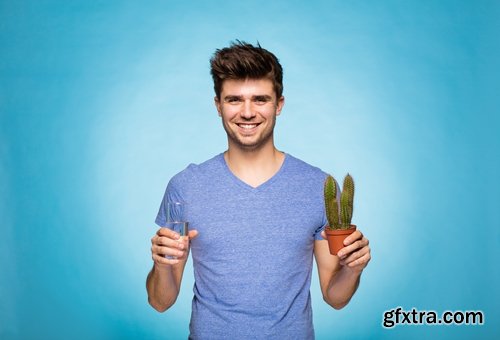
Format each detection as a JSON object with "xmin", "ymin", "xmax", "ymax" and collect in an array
[{"xmin": 240, "ymin": 99, "xmax": 256, "ymax": 119}]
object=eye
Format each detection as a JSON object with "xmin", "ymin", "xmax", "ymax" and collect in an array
[
  {"xmin": 225, "ymin": 97, "xmax": 242, "ymax": 104},
  {"xmin": 253, "ymin": 96, "xmax": 271, "ymax": 105}
]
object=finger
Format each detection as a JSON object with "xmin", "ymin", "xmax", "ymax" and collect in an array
[
  {"xmin": 152, "ymin": 253, "xmax": 180, "ymax": 266},
  {"xmin": 187, "ymin": 230, "xmax": 199, "ymax": 240},
  {"xmin": 347, "ymin": 251, "xmax": 371, "ymax": 268},
  {"xmin": 156, "ymin": 227, "xmax": 181, "ymax": 240},
  {"xmin": 152, "ymin": 244, "xmax": 186, "ymax": 258},
  {"xmin": 338, "ymin": 237, "xmax": 369, "ymax": 258},
  {"xmin": 342, "ymin": 245, "xmax": 370, "ymax": 265},
  {"xmin": 152, "ymin": 239, "xmax": 186, "ymax": 254},
  {"xmin": 154, "ymin": 236, "xmax": 186, "ymax": 250},
  {"xmin": 343, "ymin": 230, "xmax": 363, "ymax": 246},
  {"xmin": 320, "ymin": 230, "xmax": 326, "ymax": 239}
]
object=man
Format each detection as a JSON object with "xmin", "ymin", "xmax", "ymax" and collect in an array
[{"xmin": 147, "ymin": 41, "xmax": 371, "ymax": 339}]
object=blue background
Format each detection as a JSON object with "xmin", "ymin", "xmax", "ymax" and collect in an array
[{"xmin": 1, "ymin": 1, "xmax": 499, "ymax": 339}]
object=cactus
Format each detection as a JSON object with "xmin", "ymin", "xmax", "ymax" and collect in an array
[
  {"xmin": 324, "ymin": 174, "xmax": 355, "ymax": 230},
  {"xmin": 324, "ymin": 176, "xmax": 339, "ymax": 229},
  {"xmin": 340, "ymin": 174, "xmax": 354, "ymax": 227}
]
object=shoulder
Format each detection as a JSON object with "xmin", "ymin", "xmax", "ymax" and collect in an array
[
  {"xmin": 284, "ymin": 153, "xmax": 328, "ymax": 180},
  {"xmin": 168, "ymin": 153, "xmax": 224, "ymax": 189}
]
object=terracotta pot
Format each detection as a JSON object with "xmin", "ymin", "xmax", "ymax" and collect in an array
[{"xmin": 325, "ymin": 225, "xmax": 357, "ymax": 256}]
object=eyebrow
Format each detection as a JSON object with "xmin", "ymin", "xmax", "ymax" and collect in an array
[
  {"xmin": 223, "ymin": 95, "xmax": 242, "ymax": 101},
  {"xmin": 223, "ymin": 95, "xmax": 273, "ymax": 101}
]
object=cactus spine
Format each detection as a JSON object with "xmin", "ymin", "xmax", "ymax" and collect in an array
[{"xmin": 324, "ymin": 174, "xmax": 355, "ymax": 230}]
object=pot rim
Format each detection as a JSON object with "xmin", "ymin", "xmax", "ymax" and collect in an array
[{"xmin": 325, "ymin": 224, "xmax": 357, "ymax": 234}]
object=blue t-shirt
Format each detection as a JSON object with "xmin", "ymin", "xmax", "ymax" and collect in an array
[{"xmin": 156, "ymin": 153, "xmax": 328, "ymax": 339}]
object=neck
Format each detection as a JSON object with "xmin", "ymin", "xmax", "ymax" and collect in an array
[{"xmin": 224, "ymin": 142, "xmax": 285, "ymax": 188}]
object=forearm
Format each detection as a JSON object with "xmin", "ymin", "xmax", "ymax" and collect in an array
[
  {"xmin": 146, "ymin": 263, "xmax": 184, "ymax": 312},
  {"xmin": 324, "ymin": 266, "xmax": 362, "ymax": 310}
]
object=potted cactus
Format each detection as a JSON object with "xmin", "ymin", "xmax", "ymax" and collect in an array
[{"xmin": 324, "ymin": 174, "xmax": 356, "ymax": 255}]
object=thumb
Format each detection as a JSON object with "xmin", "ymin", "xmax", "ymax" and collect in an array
[{"xmin": 188, "ymin": 229, "xmax": 199, "ymax": 240}]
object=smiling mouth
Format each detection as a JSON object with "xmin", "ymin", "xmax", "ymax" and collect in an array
[{"xmin": 237, "ymin": 123, "xmax": 260, "ymax": 130}]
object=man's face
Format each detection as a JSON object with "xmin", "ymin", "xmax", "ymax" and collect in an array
[{"xmin": 215, "ymin": 78, "xmax": 284, "ymax": 151}]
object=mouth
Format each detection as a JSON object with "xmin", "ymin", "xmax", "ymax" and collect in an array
[{"xmin": 237, "ymin": 123, "xmax": 260, "ymax": 130}]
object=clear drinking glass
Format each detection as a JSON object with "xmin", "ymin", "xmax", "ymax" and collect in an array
[{"xmin": 164, "ymin": 201, "xmax": 189, "ymax": 259}]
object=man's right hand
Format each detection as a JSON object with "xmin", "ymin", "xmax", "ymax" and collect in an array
[{"xmin": 151, "ymin": 228, "xmax": 199, "ymax": 266}]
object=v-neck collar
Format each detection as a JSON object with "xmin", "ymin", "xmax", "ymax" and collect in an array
[{"xmin": 218, "ymin": 152, "xmax": 288, "ymax": 192}]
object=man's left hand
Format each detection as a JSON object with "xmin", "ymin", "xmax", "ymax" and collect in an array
[{"xmin": 321, "ymin": 229, "xmax": 371, "ymax": 273}]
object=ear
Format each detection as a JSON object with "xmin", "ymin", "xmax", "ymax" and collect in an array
[
  {"xmin": 214, "ymin": 96, "xmax": 222, "ymax": 116},
  {"xmin": 275, "ymin": 96, "xmax": 285, "ymax": 116}
]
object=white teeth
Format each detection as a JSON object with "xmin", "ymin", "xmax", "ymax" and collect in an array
[{"xmin": 239, "ymin": 124, "xmax": 257, "ymax": 129}]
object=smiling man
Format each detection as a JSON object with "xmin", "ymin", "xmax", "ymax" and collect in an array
[{"xmin": 146, "ymin": 41, "xmax": 371, "ymax": 339}]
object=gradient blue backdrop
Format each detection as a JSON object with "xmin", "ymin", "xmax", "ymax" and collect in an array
[{"xmin": 1, "ymin": 1, "xmax": 499, "ymax": 339}]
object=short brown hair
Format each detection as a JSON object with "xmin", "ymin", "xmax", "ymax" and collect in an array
[{"xmin": 210, "ymin": 41, "xmax": 283, "ymax": 100}]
